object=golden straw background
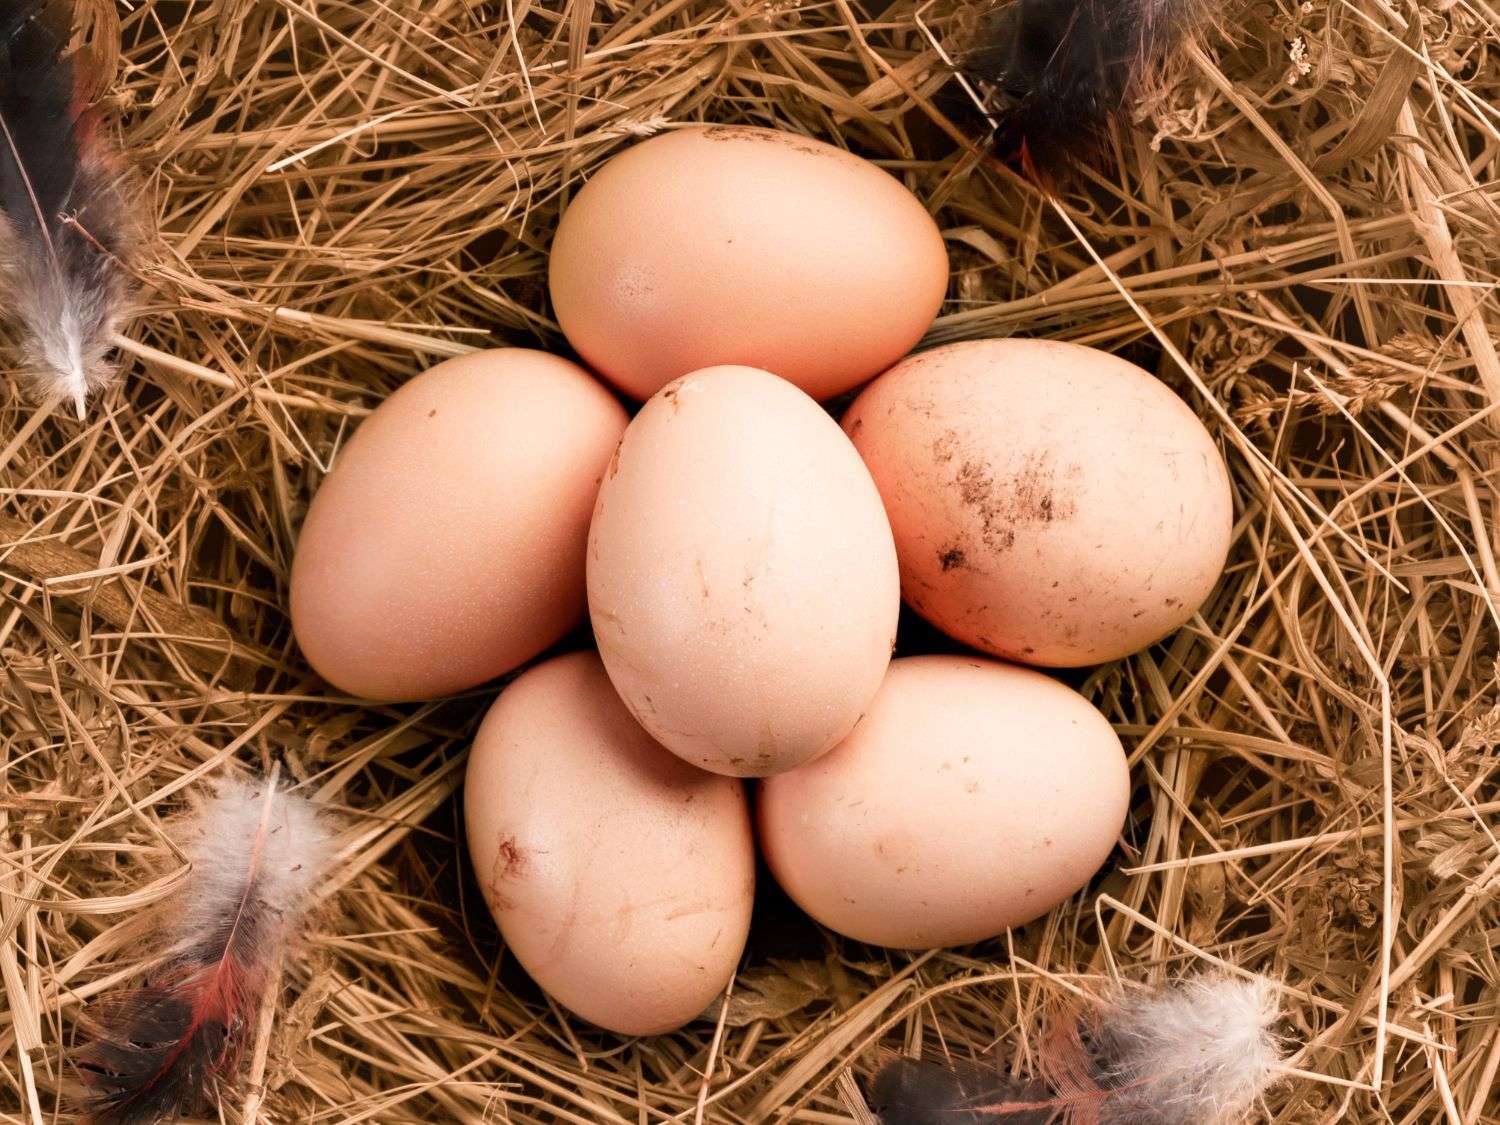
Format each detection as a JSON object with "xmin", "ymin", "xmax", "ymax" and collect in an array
[{"xmin": 2, "ymin": 0, "xmax": 1499, "ymax": 1120}]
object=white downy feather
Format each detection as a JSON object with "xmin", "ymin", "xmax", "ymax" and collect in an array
[
  {"xmin": 170, "ymin": 775, "xmax": 334, "ymax": 952},
  {"xmin": 1091, "ymin": 975, "xmax": 1283, "ymax": 1124}
]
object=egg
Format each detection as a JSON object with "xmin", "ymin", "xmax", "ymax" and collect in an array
[
  {"xmin": 290, "ymin": 349, "xmax": 628, "ymax": 701},
  {"xmin": 588, "ymin": 365, "xmax": 899, "ymax": 777},
  {"xmin": 844, "ymin": 339, "xmax": 1233, "ymax": 666},
  {"xmin": 549, "ymin": 125, "xmax": 948, "ymax": 402},
  {"xmin": 464, "ymin": 651, "xmax": 754, "ymax": 1035},
  {"xmin": 758, "ymin": 655, "xmax": 1130, "ymax": 949}
]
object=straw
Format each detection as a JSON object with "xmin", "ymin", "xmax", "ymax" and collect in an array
[{"xmin": 1, "ymin": 0, "xmax": 1496, "ymax": 1120}]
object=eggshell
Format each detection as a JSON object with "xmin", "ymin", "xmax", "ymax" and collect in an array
[
  {"xmin": 844, "ymin": 339, "xmax": 1233, "ymax": 666},
  {"xmin": 464, "ymin": 651, "xmax": 754, "ymax": 1035},
  {"xmin": 758, "ymin": 655, "xmax": 1130, "ymax": 949},
  {"xmin": 291, "ymin": 349, "xmax": 628, "ymax": 701},
  {"xmin": 588, "ymin": 365, "xmax": 899, "ymax": 777},
  {"xmin": 549, "ymin": 125, "xmax": 948, "ymax": 401}
]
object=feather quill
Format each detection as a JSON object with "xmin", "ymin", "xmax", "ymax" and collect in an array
[
  {"xmin": 953, "ymin": 0, "xmax": 1223, "ymax": 187},
  {"xmin": 0, "ymin": 0, "xmax": 133, "ymax": 417},
  {"xmin": 868, "ymin": 976, "xmax": 1283, "ymax": 1124},
  {"xmin": 77, "ymin": 776, "xmax": 334, "ymax": 1125}
]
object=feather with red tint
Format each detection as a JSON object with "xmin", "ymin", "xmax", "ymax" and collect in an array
[{"xmin": 76, "ymin": 776, "xmax": 333, "ymax": 1124}]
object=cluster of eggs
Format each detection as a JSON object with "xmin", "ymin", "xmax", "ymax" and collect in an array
[{"xmin": 289, "ymin": 126, "xmax": 1234, "ymax": 1035}]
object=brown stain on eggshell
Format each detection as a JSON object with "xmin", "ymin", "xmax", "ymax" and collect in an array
[
  {"xmin": 700, "ymin": 125, "xmax": 828, "ymax": 159},
  {"xmin": 496, "ymin": 835, "xmax": 527, "ymax": 877},
  {"xmin": 485, "ymin": 834, "xmax": 528, "ymax": 910},
  {"xmin": 950, "ymin": 450, "xmax": 1079, "ymax": 555}
]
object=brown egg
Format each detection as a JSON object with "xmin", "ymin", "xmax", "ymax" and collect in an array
[
  {"xmin": 758, "ymin": 655, "xmax": 1130, "ymax": 949},
  {"xmin": 844, "ymin": 339, "xmax": 1233, "ymax": 666},
  {"xmin": 588, "ymin": 366, "xmax": 899, "ymax": 777},
  {"xmin": 549, "ymin": 126, "xmax": 948, "ymax": 402},
  {"xmin": 290, "ymin": 349, "xmax": 627, "ymax": 701},
  {"xmin": 464, "ymin": 651, "xmax": 754, "ymax": 1035}
]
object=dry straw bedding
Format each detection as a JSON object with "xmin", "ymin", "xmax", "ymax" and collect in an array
[{"xmin": 0, "ymin": 0, "xmax": 1497, "ymax": 1121}]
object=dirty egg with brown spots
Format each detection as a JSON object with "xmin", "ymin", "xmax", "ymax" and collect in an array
[
  {"xmin": 844, "ymin": 338, "xmax": 1233, "ymax": 666},
  {"xmin": 464, "ymin": 651, "xmax": 754, "ymax": 1035}
]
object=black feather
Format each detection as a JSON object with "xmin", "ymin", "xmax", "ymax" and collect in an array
[
  {"xmin": 959, "ymin": 0, "xmax": 1216, "ymax": 186},
  {"xmin": 0, "ymin": 0, "xmax": 131, "ymax": 415},
  {"xmin": 869, "ymin": 1057, "xmax": 1054, "ymax": 1124},
  {"xmin": 0, "ymin": 1, "xmax": 76, "ymax": 220},
  {"xmin": 79, "ymin": 986, "xmax": 234, "ymax": 1125}
]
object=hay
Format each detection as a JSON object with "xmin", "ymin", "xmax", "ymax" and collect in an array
[{"xmin": 1, "ymin": 0, "xmax": 1497, "ymax": 1120}]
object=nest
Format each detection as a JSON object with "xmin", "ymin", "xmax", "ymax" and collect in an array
[{"xmin": 2, "ymin": 0, "xmax": 1498, "ymax": 1121}]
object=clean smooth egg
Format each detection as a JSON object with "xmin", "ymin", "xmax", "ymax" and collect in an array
[
  {"xmin": 464, "ymin": 651, "xmax": 754, "ymax": 1035},
  {"xmin": 587, "ymin": 365, "xmax": 899, "ymax": 777},
  {"xmin": 844, "ymin": 338, "xmax": 1233, "ymax": 666},
  {"xmin": 549, "ymin": 125, "xmax": 948, "ymax": 401},
  {"xmin": 290, "ymin": 349, "xmax": 627, "ymax": 701},
  {"xmin": 758, "ymin": 655, "xmax": 1130, "ymax": 949}
]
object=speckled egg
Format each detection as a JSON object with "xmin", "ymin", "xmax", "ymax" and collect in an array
[{"xmin": 844, "ymin": 338, "xmax": 1233, "ymax": 666}]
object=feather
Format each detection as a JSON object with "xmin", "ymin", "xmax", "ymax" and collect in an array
[
  {"xmin": 0, "ymin": 0, "xmax": 133, "ymax": 417},
  {"xmin": 954, "ymin": 0, "xmax": 1223, "ymax": 187},
  {"xmin": 76, "ymin": 776, "xmax": 334, "ymax": 1125},
  {"xmin": 869, "ymin": 1057, "xmax": 1053, "ymax": 1123},
  {"xmin": 867, "ymin": 976, "xmax": 1282, "ymax": 1125},
  {"xmin": 1082, "ymin": 975, "xmax": 1283, "ymax": 1124}
]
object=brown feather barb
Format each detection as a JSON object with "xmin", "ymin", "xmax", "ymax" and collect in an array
[
  {"xmin": 76, "ymin": 777, "xmax": 334, "ymax": 1125},
  {"xmin": 0, "ymin": 0, "xmax": 133, "ymax": 417},
  {"xmin": 953, "ymin": 0, "xmax": 1223, "ymax": 187}
]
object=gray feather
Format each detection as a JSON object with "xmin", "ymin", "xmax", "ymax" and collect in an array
[{"xmin": 0, "ymin": 0, "xmax": 132, "ymax": 416}]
